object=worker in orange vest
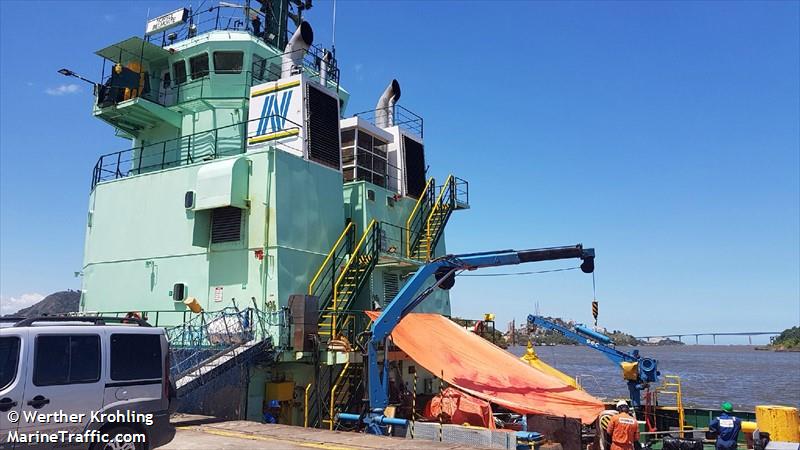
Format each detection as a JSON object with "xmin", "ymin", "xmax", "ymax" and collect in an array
[{"xmin": 606, "ymin": 400, "xmax": 640, "ymax": 450}]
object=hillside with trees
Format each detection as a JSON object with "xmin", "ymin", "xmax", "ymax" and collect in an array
[{"xmin": 771, "ymin": 326, "xmax": 800, "ymax": 351}]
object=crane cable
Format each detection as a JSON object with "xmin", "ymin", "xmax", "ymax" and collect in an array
[{"xmin": 592, "ymin": 272, "xmax": 599, "ymax": 326}]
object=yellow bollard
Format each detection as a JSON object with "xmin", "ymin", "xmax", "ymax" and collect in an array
[{"xmin": 755, "ymin": 405, "xmax": 800, "ymax": 442}]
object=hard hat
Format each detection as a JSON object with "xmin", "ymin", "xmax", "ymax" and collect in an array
[
  {"xmin": 721, "ymin": 402, "xmax": 733, "ymax": 413},
  {"xmin": 616, "ymin": 400, "xmax": 628, "ymax": 409},
  {"xmin": 268, "ymin": 400, "xmax": 280, "ymax": 408}
]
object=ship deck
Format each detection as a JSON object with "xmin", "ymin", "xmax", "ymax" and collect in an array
[{"xmin": 165, "ymin": 415, "xmax": 489, "ymax": 449}]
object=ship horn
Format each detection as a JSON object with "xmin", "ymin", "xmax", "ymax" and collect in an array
[
  {"xmin": 282, "ymin": 21, "xmax": 314, "ymax": 78},
  {"xmin": 375, "ymin": 79, "xmax": 401, "ymax": 128}
]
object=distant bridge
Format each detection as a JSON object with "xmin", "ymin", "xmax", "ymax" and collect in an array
[{"xmin": 634, "ymin": 331, "xmax": 782, "ymax": 345}]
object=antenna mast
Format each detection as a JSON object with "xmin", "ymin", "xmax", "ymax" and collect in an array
[{"xmin": 331, "ymin": 0, "xmax": 337, "ymax": 56}]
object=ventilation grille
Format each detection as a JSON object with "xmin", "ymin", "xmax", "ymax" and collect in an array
[
  {"xmin": 383, "ymin": 273, "xmax": 400, "ymax": 306},
  {"xmin": 306, "ymin": 84, "xmax": 341, "ymax": 170},
  {"xmin": 211, "ymin": 207, "xmax": 242, "ymax": 243},
  {"xmin": 403, "ymin": 136, "xmax": 426, "ymax": 198}
]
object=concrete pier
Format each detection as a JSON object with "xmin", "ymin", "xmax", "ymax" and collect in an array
[{"xmin": 163, "ymin": 415, "xmax": 489, "ymax": 449}]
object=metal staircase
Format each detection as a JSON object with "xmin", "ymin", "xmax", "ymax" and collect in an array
[
  {"xmin": 317, "ymin": 220, "xmax": 381, "ymax": 341},
  {"xmin": 308, "ymin": 222, "xmax": 356, "ymax": 340},
  {"xmin": 407, "ymin": 175, "xmax": 469, "ymax": 261},
  {"xmin": 323, "ymin": 360, "xmax": 365, "ymax": 430},
  {"xmin": 165, "ymin": 306, "xmax": 277, "ymax": 397},
  {"xmin": 305, "ymin": 360, "xmax": 365, "ymax": 430}
]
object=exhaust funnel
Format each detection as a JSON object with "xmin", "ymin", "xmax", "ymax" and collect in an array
[
  {"xmin": 375, "ymin": 79, "xmax": 401, "ymax": 128},
  {"xmin": 281, "ymin": 21, "xmax": 314, "ymax": 78}
]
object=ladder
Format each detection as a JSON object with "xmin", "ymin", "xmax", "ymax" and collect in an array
[{"xmin": 658, "ymin": 374, "xmax": 686, "ymax": 437}]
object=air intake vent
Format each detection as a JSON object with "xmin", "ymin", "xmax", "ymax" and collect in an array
[
  {"xmin": 211, "ymin": 207, "xmax": 242, "ymax": 243},
  {"xmin": 403, "ymin": 136, "xmax": 426, "ymax": 198},
  {"xmin": 383, "ymin": 273, "xmax": 400, "ymax": 305},
  {"xmin": 306, "ymin": 84, "xmax": 340, "ymax": 169}
]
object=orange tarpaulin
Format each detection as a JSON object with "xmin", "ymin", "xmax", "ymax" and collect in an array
[
  {"xmin": 366, "ymin": 312, "xmax": 604, "ymax": 424},
  {"xmin": 424, "ymin": 386, "xmax": 496, "ymax": 429}
]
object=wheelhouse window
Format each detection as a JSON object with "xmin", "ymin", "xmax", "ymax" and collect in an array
[
  {"xmin": 214, "ymin": 51, "xmax": 244, "ymax": 74},
  {"xmin": 173, "ymin": 60, "xmax": 187, "ymax": 84},
  {"xmin": 162, "ymin": 71, "xmax": 172, "ymax": 89},
  {"xmin": 33, "ymin": 335, "xmax": 100, "ymax": 386},
  {"xmin": 0, "ymin": 337, "xmax": 20, "ymax": 390},
  {"xmin": 252, "ymin": 54, "xmax": 267, "ymax": 82},
  {"xmin": 189, "ymin": 53, "xmax": 209, "ymax": 79}
]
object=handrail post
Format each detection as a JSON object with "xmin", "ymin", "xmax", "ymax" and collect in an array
[
  {"xmin": 116, "ymin": 151, "xmax": 122, "ymax": 179},
  {"xmin": 304, "ymin": 383, "xmax": 312, "ymax": 427},
  {"xmin": 137, "ymin": 145, "xmax": 144, "ymax": 175},
  {"xmin": 161, "ymin": 141, "xmax": 167, "ymax": 169},
  {"xmin": 214, "ymin": 128, "xmax": 219, "ymax": 158}
]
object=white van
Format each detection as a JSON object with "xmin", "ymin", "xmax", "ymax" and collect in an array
[{"xmin": 0, "ymin": 317, "xmax": 176, "ymax": 450}]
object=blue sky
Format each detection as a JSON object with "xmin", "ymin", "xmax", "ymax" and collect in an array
[{"xmin": 1, "ymin": 1, "xmax": 798, "ymax": 342}]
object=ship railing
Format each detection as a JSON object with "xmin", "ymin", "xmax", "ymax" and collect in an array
[
  {"xmin": 95, "ymin": 67, "xmax": 259, "ymax": 110},
  {"xmin": 140, "ymin": 2, "xmax": 339, "ymax": 87},
  {"xmin": 91, "ymin": 114, "xmax": 303, "ymax": 189},
  {"xmin": 352, "ymin": 105, "xmax": 423, "ymax": 139},
  {"xmin": 251, "ymin": 46, "xmax": 340, "ymax": 90},
  {"xmin": 95, "ymin": 45, "xmax": 337, "ymax": 111},
  {"xmin": 343, "ymin": 158, "xmax": 404, "ymax": 195},
  {"xmin": 323, "ymin": 309, "xmax": 372, "ymax": 351},
  {"xmin": 377, "ymin": 221, "xmax": 424, "ymax": 263},
  {"xmin": 72, "ymin": 305, "xmax": 284, "ymax": 378}
]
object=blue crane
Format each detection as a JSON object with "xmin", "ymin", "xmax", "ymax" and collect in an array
[
  {"xmin": 339, "ymin": 244, "xmax": 596, "ymax": 435},
  {"xmin": 526, "ymin": 315, "xmax": 659, "ymax": 408}
]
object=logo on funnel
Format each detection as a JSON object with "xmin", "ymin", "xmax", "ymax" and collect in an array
[{"xmin": 257, "ymin": 90, "xmax": 293, "ymax": 135}]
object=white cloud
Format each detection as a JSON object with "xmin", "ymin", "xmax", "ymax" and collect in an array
[
  {"xmin": 0, "ymin": 293, "xmax": 44, "ymax": 315},
  {"xmin": 45, "ymin": 84, "xmax": 81, "ymax": 96},
  {"xmin": 103, "ymin": 14, "xmax": 115, "ymax": 22},
  {"xmin": 354, "ymin": 63, "xmax": 364, "ymax": 73}
]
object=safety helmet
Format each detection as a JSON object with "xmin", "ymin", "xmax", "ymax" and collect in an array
[
  {"xmin": 268, "ymin": 400, "xmax": 280, "ymax": 408},
  {"xmin": 721, "ymin": 402, "xmax": 733, "ymax": 413},
  {"xmin": 616, "ymin": 400, "xmax": 628, "ymax": 409}
]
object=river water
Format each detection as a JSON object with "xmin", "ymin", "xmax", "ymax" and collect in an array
[{"xmin": 506, "ymin": 345, "xmax": 800, "ymax": 410}]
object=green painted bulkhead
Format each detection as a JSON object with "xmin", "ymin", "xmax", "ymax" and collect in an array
[
  {"xmin": 83, "ymin": 147, "xmax": 344, "ymax": 329},
  {"xmin": 82, "ymin": 14, "xmax": 459, "ymax": 425}
]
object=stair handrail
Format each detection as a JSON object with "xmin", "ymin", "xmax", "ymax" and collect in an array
[
  {"xmin": 405, "ymin": 178, "xmax": 435, "ymax": 258},
  {"xmin": 425, "ymin": 174, "xmax": 455, "ymax": 260},
  {"xmin": 332, "ymin": 219, "xmax": 378, "ymax": 334},
  {"xmin": 328, "ymin": 359, "xmax": 351, "ymax": 430},
  {"xmin": 308, "ymin": 221, "xmax": 355, "ymax": 296}
]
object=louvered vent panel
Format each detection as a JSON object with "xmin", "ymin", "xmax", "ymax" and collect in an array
[
  {"xmin": 403, "ymin": 136, "xmax": 426, "ymax": 198},
  {"xmin": 383, "ymin": 273, "xmax": 400, "ymax": 306},
  {"xmin": 306, "ymin": 85, "xmax": 341, "ymax": 170},
  {"xmin": 211, "ymin": 206, "xmax": 242, "ymax": 243}
]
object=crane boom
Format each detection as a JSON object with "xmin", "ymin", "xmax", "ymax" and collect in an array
[
  {"xmin": 526, "ymin": 315, "xmax": 659, "ymax": 407},
  {"xmin": 362, "ymin": 245, "xmax": 595, "ymax": 428}
]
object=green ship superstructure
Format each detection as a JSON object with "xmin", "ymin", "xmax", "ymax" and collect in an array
[{"xmin": 80, "ymin": 0, "xmax": 468, "ymax": 427}]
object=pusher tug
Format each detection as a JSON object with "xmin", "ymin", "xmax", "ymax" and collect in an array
[{"xmin": 50, "ymin": 1, "xmax": 799, "ymax": 448}]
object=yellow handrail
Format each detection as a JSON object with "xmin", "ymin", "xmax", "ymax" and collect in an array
[
  {"xmin": 304, "ymin": 383, "xmax": 312, "ymax": 427},
  {"xmin": 308, "ymin": 222, "xmax": 354, "ymax": 295},
  {"xmin": 425, "ymin": 175, "xmax": 454, "ymax": 260},
  {"xmin": 405, "ymin": 178, "xmax": 435, "ymax": 257},
  {"xmin": 332, "ymin": 219, "xmax": 376, "ymax": 333},
  {"xmin": 329, "ymin": 359, "xmax": 351, "ymax": 430},
  {"xmin": 658, "ymin": 375, "xmax": 685, "ymax": 437}
]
